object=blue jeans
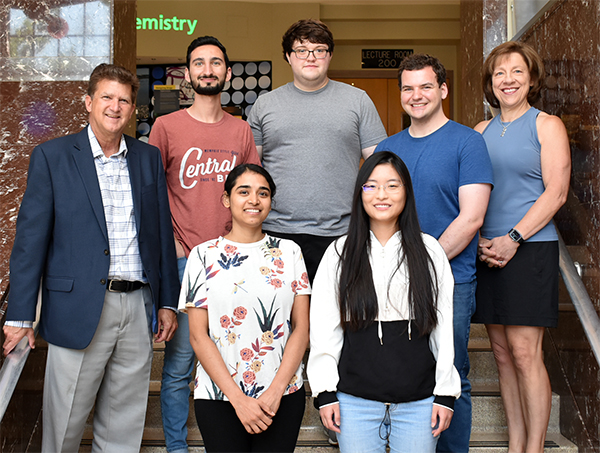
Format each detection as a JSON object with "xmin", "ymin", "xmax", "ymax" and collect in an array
[
  {"xmin": 161, "ymin": 257, "xmax": 194, "ymax": 453},
  {"xmin": 436, "ymin": 280, "xmax": 476, "ymax": 453},
  {"xmin": 337, "ymin": 392, "xmax": 438, "ymax": 453}
]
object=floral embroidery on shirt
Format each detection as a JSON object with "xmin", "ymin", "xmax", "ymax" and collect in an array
[
  {"xmin": 236, "ymin": 296, "xmax": 285, "ymax": 396},
  {"xmin": 286, "ymin": 374, "xmax": 299, "ymax": 394},
  {"xmin": 291, "ymin": 272, "xmax": 310, "ymax": 295},
  {"xmin": 226, "ymin": 332, "xmax": 238, "ymax": 344},
  {"xmin": 240, "ymin": 370, "xmax": 264, "ymax": 397},
  {"xmin": 185, "ymin": 253, "xmax": 220, "ymax": 308},
  {"xmin": 259, "ymin": 266, "xmax": 270, "ymax": 275},
  {"xmin": 254, "ymin": 296, "xmax": 282, "ymax": 334},
  {"xmin": 217, "ymin": 306, "xmax": 247, "ymax": 351},
  {"xmin": 218, "ymin": 244, "xmax": 248, "ymax": 270},
  {"xmin": 207, "ymin": 379, "xmax": 225, "ymax": 401},
  {"xmin": 240, "ymin": 348, "xmax": 254, "ymax": 361},
  {"xmin": 260, "ymin": 237, "xmax": 290, "ymax": 288},
  {"xmin": 220, "ymin": 305, "xmax": 247, "ymax": 329},
  {"xmin": 233, "ymin": 306, "xmax": 248, "ymax": 320}
]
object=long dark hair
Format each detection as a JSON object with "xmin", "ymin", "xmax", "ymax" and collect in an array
[{"xmin": 338, "ymin": 151, "xmax": 439, "ymax": 335}]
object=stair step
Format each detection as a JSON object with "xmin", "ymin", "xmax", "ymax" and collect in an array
[
  {"xmin": 81, "ymin": 326, "xmax": 578, "ymax": 452},
  {"xmin": 131, "ymin": 383, "xmax": 565, "ymax": 439},
  {"xmin": 469, "ymin": 323, "xmax": 491, "ymax": 342},
  {"xmin": 150, "ymin": 341, "xmax": 165, "ymax": 381},
  {"xmin": 82, "ymin": 422, "xmax": 334, "ymax": 450},
  {"xmin": 471, "ymin": 392, "xmax": 562, "ymax": 433},
  {"xmin": 468, "ymin": 432, "xmax": 578, "ymax": 452},
  {"xmin": 88, "ymin": 431, "xmax": 578, "ymax": 453},
  {"xmin": 470, "ymin": 350, "xmax": 500, "ymax": 385}
]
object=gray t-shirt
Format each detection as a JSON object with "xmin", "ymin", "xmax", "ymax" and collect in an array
[{"xmin": 247, "ymin": 81, "xmax": 387, "ymax": 236}]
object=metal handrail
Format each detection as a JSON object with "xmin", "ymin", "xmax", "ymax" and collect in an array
[
  {"xmin": 558, "ymin": 233, "xmax": 600, "ymax": 365},
  {"xmin": 0, "ymin": 284, "xmax": 40, "ymax": 422}
]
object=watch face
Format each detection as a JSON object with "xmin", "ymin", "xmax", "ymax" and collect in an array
[{"xmin": 509, "ymin": 229, "xmax": 522, "ymax": 243}]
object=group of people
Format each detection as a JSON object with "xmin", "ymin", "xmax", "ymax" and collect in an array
[{"xmin": 3, "ymin": 17, "xmax": 570, "ymax": 453}]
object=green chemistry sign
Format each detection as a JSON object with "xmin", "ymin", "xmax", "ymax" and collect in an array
[{"xmin": 136, "ymin": 15, "xmax": 198, "ymax": 35}]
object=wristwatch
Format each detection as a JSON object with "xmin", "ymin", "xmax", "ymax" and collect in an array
[{"xmin": 508, "ymin": 228, "xmax": 524, "ymax": 244}]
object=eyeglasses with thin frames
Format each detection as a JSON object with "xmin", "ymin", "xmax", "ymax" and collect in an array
[
  {"xmin": 362, "ymin": 182, "xmax": 405, "ymax": 194},
  {"xmin": 291, "ymin": 48, "xmax": 330, "ymax": 60}
]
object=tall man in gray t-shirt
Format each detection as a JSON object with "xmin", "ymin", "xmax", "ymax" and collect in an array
[{"xmin": 247, "ymin": 19, "xmax": 387, "ymax": 282}]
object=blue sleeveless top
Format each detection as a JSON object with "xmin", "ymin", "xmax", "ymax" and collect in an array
[{"xmin": 481, "ymin": 107, "xmax": 557, "ymax": 242}]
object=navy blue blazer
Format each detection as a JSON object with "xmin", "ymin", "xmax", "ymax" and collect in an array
[{"xmin": 7, "ymin": 127, "xmax": 180, "ymax": 350}]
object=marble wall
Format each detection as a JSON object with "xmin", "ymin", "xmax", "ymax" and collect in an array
[
  {"xmin": 0, "ymin": 1, "xmax": 135, "ymax": 450},
  {"xmin": 522, "ymin": 2, "xmax": 600, "ymax": 451},
  {"xmin": 460, "ymin": 0, "xmax": 508, "ymax": 128},
  {"xmin": 461, "ymin": 0, "xmax": 600, "ymax": 450},
  {"xmin": 0, "ymin": 0, "xmax": 136, "ymax": 296}
]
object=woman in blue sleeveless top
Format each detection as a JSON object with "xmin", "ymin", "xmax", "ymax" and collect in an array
[{"xmin": 472, "ymin": 42, "xmax": 571, "ymax": 453}]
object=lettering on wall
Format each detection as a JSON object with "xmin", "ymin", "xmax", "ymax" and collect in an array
[
  {"xmin": 361, "ymin": 49, "xmax": 413, "ymax": 69},
  {"xmin": 136, "ymin": 15, "xmax": 198, "ymax": 35}
]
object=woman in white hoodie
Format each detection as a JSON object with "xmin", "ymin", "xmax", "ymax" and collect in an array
[{"xmin": 308, "ymin": 151, "xmax": 460, "ymax": 453}]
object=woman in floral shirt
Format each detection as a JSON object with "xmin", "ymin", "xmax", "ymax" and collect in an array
[{"xmin": 179, "ymin": 164, "xmax": 310, "ymax": 452}]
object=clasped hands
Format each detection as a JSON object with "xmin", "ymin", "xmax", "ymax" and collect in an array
[
  {"xmin": 478, "ymin": 234, "xmax": 519, "ymax": 268},
  {"xmin": 231, "ymin": 388, "xmax": 281, "ymax": 434}
]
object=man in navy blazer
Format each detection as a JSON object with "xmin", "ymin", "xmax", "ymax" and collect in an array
[{"xmin": 3, "ymin": 64, "xmax": 180, "ymax": 452}]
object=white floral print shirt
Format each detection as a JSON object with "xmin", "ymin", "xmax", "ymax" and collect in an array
[{"xmin": 179, "ymin": 234, "xmax": 311, "ymax": 400}]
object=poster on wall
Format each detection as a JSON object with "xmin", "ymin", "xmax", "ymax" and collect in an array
[{"xmin": 136, "ymin": 61, "xmax": 272, "ymax": 141}]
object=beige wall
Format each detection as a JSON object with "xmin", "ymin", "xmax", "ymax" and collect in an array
[
  {"xmin": 137, "ymin": 1, "xmax": 319, "ymax": 89},
  {"xmin": 136, "ymin": 0, "xmax": 461, "ymax": 116}
]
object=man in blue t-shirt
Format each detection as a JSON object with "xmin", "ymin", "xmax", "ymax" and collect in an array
[{"xmin": 375, "ymin": 54, "xmax": 493, "ymax": 453}]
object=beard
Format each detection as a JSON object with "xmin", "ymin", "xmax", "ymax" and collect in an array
[{"xmin": 191, "ymin": 76, "xmax": 226, "ymax": 96}]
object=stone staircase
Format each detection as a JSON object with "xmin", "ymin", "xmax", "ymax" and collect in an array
[
  {"xmin": 79, "ymin": 324, "xmax": 578, "ymax": 452},
  {"xmin": 467, "ymin": 324, "xmax": 577, "ymax": 453}
]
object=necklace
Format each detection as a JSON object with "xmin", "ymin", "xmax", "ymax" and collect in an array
[{"xmin": 500, "ymin": 120, "xmax": 513, "ymax": 137}]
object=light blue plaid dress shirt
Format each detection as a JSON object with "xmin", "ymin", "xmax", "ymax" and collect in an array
[{"xmin": 88, "ymin": 127, "xmax": 146, "ymax": 283}]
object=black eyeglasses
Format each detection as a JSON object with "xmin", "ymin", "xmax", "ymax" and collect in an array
[{"xmin": 291, "ymin": 48, "xmax": 330, "ymax": 60}]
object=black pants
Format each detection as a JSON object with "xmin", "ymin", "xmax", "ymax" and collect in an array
[
  {"xmin": 263, "ymin": 231, "xmax": 339, "ymax": 283},
  {"xmin": 195, "ymin": 386, "xmax": 306, "ymax": 453}
]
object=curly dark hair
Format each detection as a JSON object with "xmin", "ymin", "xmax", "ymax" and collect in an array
[{"xmin": 281, "ymin": 19, "xmax": 334, "ymax": 62}]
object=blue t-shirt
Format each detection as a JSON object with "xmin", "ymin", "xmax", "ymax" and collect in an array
[{"xmin": 375, "ymin": 120, "xmax": 493, "ymax": 284}]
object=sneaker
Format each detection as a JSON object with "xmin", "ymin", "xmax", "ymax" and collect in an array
[{"xmin": 324, "ymin": 427, "xmax": 338, "ymax": 446}]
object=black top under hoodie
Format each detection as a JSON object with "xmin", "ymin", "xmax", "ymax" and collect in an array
[{"xmin": 316, "ymin": 320, "xmax": 455, "ymax": 411}]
